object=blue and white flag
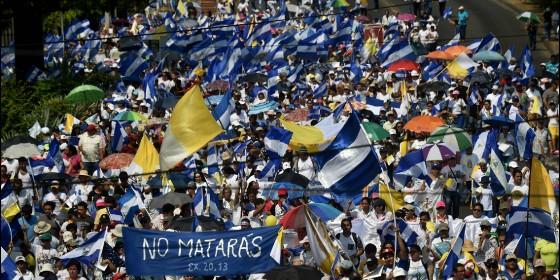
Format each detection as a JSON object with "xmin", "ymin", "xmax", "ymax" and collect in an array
[
  {"xmin": 379, "ymin": 218, "xmax": 419, "ymax": 246},
  {"xmin": 118, "ymin": 187, "xmax": 145, "ymax": 224},
  {"xmin": 264, "ymin": 127, "xmax": 293, "ymax": 158},
  {"xmin": 211, "ymin": 89, "xmax": 235, "ymax": 129},
  {"xmin": 509, "ymin": 113, "xmax": 535, "ymax": 160},
  {"xmin": 59, "ymin": 229, "xmax": 106, "ymax": 266},
  {"xmin": 468, "ymin": 84, "xmax": 479, "ymax": 106},
  {"xmin": 119, "ymin": 52, "xmax": 149, "ymax": 81},
  {"xmin": 193, "ymin": 186, "xmax": 221, "ymax": 218},
  {"xmin": 25, "ymin": 66, "xmax": 47, "ymax": 83},
  {"xmin": 349, "ymin": 62, "xmax": 363, "ymax": 84},
  {"xmin": 393, "ymin": 149, "xmax": 429, "ymax": 189},
  {"xmin": 472, "ymin": 129, "xmax": 499, "ymax": 162},
  {"xmin": 442, "ymin": 224, "xmax": 466, "ymax": 278},
  {"xmin": 379, "ymin": 39, "xmax": 416, "ymax": 68},
  {"xmin": 0, "ymin": 247, "xmax": 17, "ymax": 280},
  {"xmin": 520, "ymin": 46, "xmax": 535, "ymax": 82},
  {"xmin": 313, "ymin": 81, "xmax": 328, "ymax": 99},
  {"xmin": 443, "ymin": 7, "xmax": 453, "ymax": 19},
  {"xmin": 365, "ymin": 97, "xmax": 406, "ymax": 117},
  {"xmin": 258, "ymin": 159, "xmax": 282, "ymax": 180},
  {"xmin": 422, "ymin": 61, "xmax": 443, "ymax": 81},
  {"xmin": 111, "ymin": 121, "xmax": 128, "ymax": 152},
  {"xmin": 64, "ymin": 19, "xmax": 90, "ymax": 40},
  {"xmin": 314, "ymin": 111, "xmax": 382, "ymax": 198},
  {"xmin": 474, "ymin": 33, "xmax": 501, "ymax": 53},
  {"xmin": 507, "ymin": 207, "xmax": 556, "ymax": 242},
  {"xmin": 489, "ymin": 148, "xmax": 507, "ymax": 196},
  {"xmin": 122, "ymin": 225, "xmax": 282, "ymax": 276},
  {"xmin": 206, "ymin": 144, "xmax": 221, "ymax": 176}
]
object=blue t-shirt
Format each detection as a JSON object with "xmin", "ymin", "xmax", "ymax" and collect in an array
[{"xmin": 457, "ymin": 11, "xmax": 469, "ymax": 26}]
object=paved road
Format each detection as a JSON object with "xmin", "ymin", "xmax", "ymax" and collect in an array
[{"xmin": 367, "ymin": 0, "xmax": 549, "ymax": 65}]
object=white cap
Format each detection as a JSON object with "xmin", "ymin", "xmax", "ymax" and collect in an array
[
  {"xmin": 59, "ymin": 143, "xmax": 68, "ymax": 151},
  {"xmin": 411, "ymin": 70, "xmax": 419, "ymax": 76},
  {"xmin": 492, "ymin": 85, "xmax": 499, "ymax": 90},
  {"xmin": 41, "ymin": 127, "xmax": 50, "ymax": 134},
  {"xmin": 389, "ymin": 129, "xmax": 397, "ymax": 135},
  {"xmin": 256, "ymin": 165, "xmax": 264, "ymax": 171},
  {"xmin": 107, "ymin": 103, "xmax": 115, "ymax": 110},
  {"xmin": 282, "ymin": 162, "xmax": 291, "ymax": 170},
  {"xmin": 404, "ymin": 195, "xmax": 414, "ymax": 204},
  {"xmin": 508, "ymin": 161, "xmax": 519, "ymax": 168},
  {"xmin": 63, "ymin": 231, "xmax": 73, "ymax": 243},
  {"xmin": 458, "ymin": 5, "xmax": 464, "ymax": 9}
]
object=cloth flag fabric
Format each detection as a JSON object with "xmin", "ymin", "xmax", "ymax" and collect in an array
[
  {"xmin": 489, "ymin": 148, "xmax": 507, "ymax": 197},
  {"xmin": 447, "ymin": 53, "xmax": 479, "ymax": 78},
  {"xmin": 507, "ymin": 206, "xmax": 556, "ymax": 242},
  {"xmin": 378, "ymin": 182, "xmax": 404, "ymax": 211},
  {"xmin": 65, "ymin": 113, "xmax": 81, "ymax": 133},
  {"xmin": 264, "ymin": 126, "xmax": 293, "ymax": 158},
  {"xmin": 118, "ymin": 187, "xmax": 146, "ymax": 224},
  {"xmin": 211, "ymin": 89, "xmax": 235, "ymax": 130},
  {"xmin": 509, "ymin": 113, "xmax": 535, "ymax": 160},
  {"xmin": 28, "ymin": 121, "xmax": 41, "ymax": 139},
  {"xmin": 304, "ymin": 205, "xmax": 338, "ymax": 273},
  {"xmin": 472, "ymin": 129, "xmax": 498, "ymax": 162},
  {"xmin": 59, "ymin": 229, "xmax": 106, "ymax": 266},
  {"xmin": 442, "ymin": 7, "xmax": 452, "ymax": 19},
  {"xmin": 379, "ymin": 218, "xmax": 419, "ymax": 246},
  {"xmin": 160, "ymin": 86, "xmax": 224, "ymax": 170},
  {"xmin": 111, "ymin": 121, "xmax": 128, "ymax": 152},
  {"xmin": 393, "ymin": 149, "xmax": 428, "ymax": 190},
  {"xmin": 128, "ymin": 134, "xmax": 160, "ymax": 175},
  {"xmin": 529, "ymin": 158, "xmax": 557, "ymax": 213},
  {"xmin": 193, "ymin": 186, "xmax": 221, "ymax": 218},
  {"xmin": 0, "ymin": 247, "xmax": 17, "ymax": 280},
  {"xmin": 314, "ymin": 112, "xmax": 382, "ymax": 198},
  {"xmin": 442, "ymin": 224, "xmax": 466, "ymax": 278}
]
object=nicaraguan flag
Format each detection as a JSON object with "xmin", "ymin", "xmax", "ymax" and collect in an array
[
  {"xmin": 59, "ymin": 229, "xmax": 106, "ymax": 266},
  {"xmin": 313, "ymin": 81, "xmax": 328, "ymax": 99},
  {"xmin": 258, "ymin": 159, "xmax": 281, "ymax": 180},
  {"xmin": 442, "ymin": 224, "xmax": 466, "ymax": 278},
  {"xmin": 380, "ymin": 39, "xmax": 416, "ymax": 68},
  {"xmin": 393, "ymin": 149, "xmax": 429, "ymax": 189},
  {"xmin": 264, "ymin": 127, "xmax": 293, "ymax": 158},
  {"xmin": 119, "ymin": 52, "xmax": 149, "ymax": 81},
  {"xmin": 64, "ymin": 19, "xmax": 90, "ymax": 40},
  {"xmin": 379, "ymin": 218, "xmax": 419, "ymax": 247},
  {"xmin": 489, "ymin": 148, "xmax": 507, "ymax": 197},
  {"xmin": 118, "ymin": 187, "xmax": 145, "ymax": 224},
  {"xmin": 507, "ymin": 206, "xmax": 555, "ymax": 242},
  {"xmin": 111, "ymin": 121, "xmax": 128, "ymax": 152},
  {"xmin": 211, "ymin": 89, "xmax": 235, "ymax": 130},
  {"xmin": 193, "ymin": 186, "xmax": 221, "ymax": 218},
  {"xmin": 443, "ymin": 7, "xmax": 453, "ymax": 19},
  {"xmin": 206, "ymin": 143, "xmax": 221, "ymax": 175},
  {"xmin": 520, "ymin": 46, "xmax": 535, "ymax": 81},
  {"xmin": 314, "ymin": 111, "xmax": 382, "ymax": 198},
  {"xmin": 0, "ymin": 247, "xmax": 17, "ymax": 279},
  {"xmin": 25, "ymin": 65, "xmax": 47, "ymax": 83},
  {"xmin": 474, "ymin": 33, "xmax": 501, "ymax": 53},
  {"xmin": 472, "ymin": 129, "xmax": 498, "ymax": 162},
  {"xmin": 509, "ymin": 113, "xmax": 535, "ymax": 160}
]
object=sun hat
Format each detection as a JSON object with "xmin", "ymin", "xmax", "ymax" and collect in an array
[
  {"xmin": 34, "ymin": 221, "xmax": 52, "ymax": 235},
  {"xmin": 111, "ymin": 224, "xmax": 124, "ymax": 238},
  {"xmin": 462, "ymin": 240, "xmax": 475, "ymax": 252}
]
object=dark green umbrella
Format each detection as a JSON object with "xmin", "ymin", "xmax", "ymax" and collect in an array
[
  {"xmin": 65, "ymin": 85, "xmax": 105, "ymax": 104},
  {"xmin": 362, "ymin": 122, "xmax": 390, "ymax": 141}
]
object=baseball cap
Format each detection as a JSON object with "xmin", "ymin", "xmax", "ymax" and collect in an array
[
  {"xmin": 381, "ymin": 248, "xmax": 394, "ymax": 256},
  {"xmin": 15, "ymin": 256, "xmax": 26, "ymax": 263},
  {"xmin": 39, "ymin": 233, "xmax": 52, "ymax": 241},
  {"xmin": 508, "ymin": 161, "xmax": 519, "ymax": 168},
  {"xmin": 534, "ymin": 259, "xmax": 545, "ymax": 268},
  {"xmin": 436, "ymin": 201, "xmax": 446, "ymax": 208},
  {"xmin": 437, "ymin": 223, "xmax": 449, "ymax": 232},
  {"xmin": 506, "ymin": 253, "xmax": 517, "ymax": 261},
  {"xmin": 340, "ymin": 259, "xmax": 353, "ymax": 270},
  {"xmin": 480, "ymin": 220, "xmax": 491, "ymax": 227}
]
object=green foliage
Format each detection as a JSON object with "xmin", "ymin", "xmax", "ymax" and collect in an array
[
  {"xmin": 43, "ymin": 9, "xmax": 83, "ymax": 35},
  {"xmin": 0, "ymin": 72, "xmax": 118, "ymax": 139}
]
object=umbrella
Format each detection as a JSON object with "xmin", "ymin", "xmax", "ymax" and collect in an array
[
  {"xmin": 240, "ymin": 73, "xmax": 268, "ymax": 83},
  {"xmin": 387, "ymin": 59, "xmax": 419, "ymax": 72},
  {"xmin": 275, "ymin": 170, "xmax": 310, "ymax": 187},
  {"xmin": 112, "ymin": 111, "xmax": 147, "ymax": 122},
  {"xmin": 284, "ymin": 108, "xmax": 309, "ymax": 122},
  {"xmin": 168, "ymin": 215, "xmax": 225, "ymax": 232},
  {"xmin": 424, "ymin": 81, "xmax": 451, "ymax": 92},
  {"xmin": 469, "ymin": 71, "xmax": 491, "ymax": 84},
  {"xmin": 262, "ymin": 182, "xmax": 305, "ymax": 200},
  {"xmin": 397, "ymin": 13, "xmax": 416, "ymax": 22},
  {"xmin": 65, "ymin": 85, "xmax": 105, "ymax": 104},
  {"xmin": 427, "ymin": 125, "xmax": 472, "ymax": 152},
  {"xmin": 517, "ymin": 12, "xmax": 541, "ymax": 23},
  {"xmin": 403, "ymin": 115, "xmax": 445, "ymax": 133},
  {"xmin": 149, "ymin": 192, "xmax": 193, "ymax": 209},
  {"xmin": 444, "ymin": 45, "xmax": 472, "ymax": 57},
  {"xmin": 1, "ymin": 135, "xmax": 40, "ymax": 152},
  {"xmin": 426, "ymin": 50, "xmax": 454, "ymax": 60},
  {"xmin": 2, "ymin": 143, "xmax": 41, "ymax": 159},
  {"xmin": 36, "ymin": 172, "xmax": 72, "ymax": 183},
  {"xmin": 473, "ymin": 50, "xmax": 506, "ymax": 62},
  {"xmin": 206, "ymin": 80, "xmax": 229, "ymax": 92},
  {"xmin": 147, "ymin": 173, "xmax": 191, "ymax": 190},
  {"xmin": 422, "ymin": 143, "xmax": 457, "ymax": 161},
  {"xmin": 280, "ymin": 203, "xmax": 342, "ymax": 228},
  {"xmin": 362, "ymin": 122, "xmax": 390, "ymax": 141},
  {"xmin": 483, "ymin": 116, "xmax": 514, "ymax": 127},
  {"xmin": 264, "ymin": 265, "xmax": 324, "ymax": 280},
  {"xmin": 99, "ymin": 153, "xmax": 133, "ymax": 170}
]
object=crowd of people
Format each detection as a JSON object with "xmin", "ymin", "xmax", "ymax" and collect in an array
[{"xmin": 1, "ymin": 0, "xmax": 560, "ymax": 279}]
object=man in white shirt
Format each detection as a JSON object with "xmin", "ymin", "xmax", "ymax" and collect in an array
[
  {"xmin": 507, "ymin": 169, "xmax": 528, "ymax": 207},
  {"xmin": 463, "ymin": 203, "xmax": 489, "ymax": 248},
  {"xmin": 294, "ymin": 148, "xmax": 315, "ymax": 181},
  {"xmin": 78, "ymin": 124, "xmax": 104, "ymax": 175},
  {"xmin": 336, "ymin": 218, "xmax": 364, "ymax": 266},
  {"xmin": 14, "ymin": 256, "xmax": 34, "ymax": 280}
]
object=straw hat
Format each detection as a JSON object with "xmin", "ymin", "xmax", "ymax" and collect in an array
[
  {"xmin": 462, "ymin": 240, "xmax": 475, "ymax": 252},
  {"xmin": 34, "ymin": 221, "xmax": 52, "ymax": 235},
  {"xmin": 111, "ymin": 224, "xmax": 124, "ymax": 238},
  {"xmin": 78, "ymin": 170, "xmax": 90, "ymax": 177}
]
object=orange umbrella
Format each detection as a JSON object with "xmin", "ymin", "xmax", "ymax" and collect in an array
[
  {"xmin": 99, "ymin": 153, "xmax": 134, "ymax": 170},
  {"xmin": 444, "ymin": 45, "xmax": 472, "ymax": 58},
  {"xmin": 403, "ymin": 116, "xmax": 445, "ymax": 133},
  {"xmin": 426, "ymin": 50, "xmax": 453, "ymax": 60}
]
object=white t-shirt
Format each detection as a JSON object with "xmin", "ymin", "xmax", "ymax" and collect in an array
[
  {"xmin": 30, "ymin": 244, "xmax": 58, "ymax": 276},
  {"xmin": 547, "ymin": 107, "xmax": 559, "ymax": 127},
  {"xmin": 476, "ymin": 186, "xmax": 493, "ymax": 211},
  {"xmin": 295, "ymin": 157, "xmax": 315, "ymax": 181}
]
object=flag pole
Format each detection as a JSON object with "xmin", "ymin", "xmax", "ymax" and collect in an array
[{"xmin": 524, "ymin": 156, "xmax": 533, "ymax": 271}]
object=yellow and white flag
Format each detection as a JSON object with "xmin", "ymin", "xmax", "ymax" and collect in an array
[
  {"xmin": 304, "ymin": 205, "xmax": 337, "ymax": 273},
  {"xmin": 128, "ymin": 134, "xmax": 160, "ymax": 175},
  {"xmin": 159, "ymin": 86, "xmax": 223, "ymax": 170},
  {"xmin": 447, "ymin": 53, "xmax": 479, "ymax": 78},
  {"xmin": 65, "ymin": 114, "xmax": 81, "ymax": 134}
]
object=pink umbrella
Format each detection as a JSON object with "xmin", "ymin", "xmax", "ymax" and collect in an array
[
  {"xmin": 397, "ymin": 13, "xmax": 416, "ymax": 22},
  {"xmin": 421, "ymin": 143, "xmax": 457, "ymax": 161}
]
